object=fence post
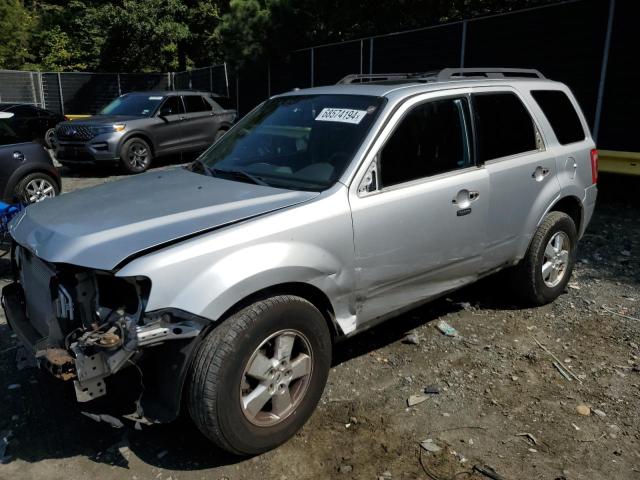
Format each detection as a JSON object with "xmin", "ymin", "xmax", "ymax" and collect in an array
[
  {"xmin": 593, "ymin": 0, "xmax": 616, "ymax": 142},
  {"xmin": 29, "ymin": 71, "xmax": 37, "ymax": 106},
  {"xmin": 460, "ymin": 20, "xmax": 468, "ymax": 68},
  {"xmin": 369, "ymin": 38, "xmax": 374, "ymax": 75},
  {"xmin": 209, "ymin": 67, "xmax": 213, "ymax": 92},
  {"xmin": 235, "ymin": 73, "xmax": 240, "ymax": 113},
  {"xmin": 57, "ymin": 72, "xmax": 65, "ymax": 115},
  {"xmin": 360, "ymin": 40, "xmax": 363, "ymax": 74},
  {"xmin": 38, "ymin": 71, "xmax": 45, "ymax": 109},
  {"xmin": 267, "ymin": 61, "xmax": 271, "ymax": 97},
  {"xmin": 117, "ymin": 73, "xmax": 122, "ymax": 96},
  {"xmin": 224, "ymin": 62, "xmax": 230, "ymax": 98},
  {"xmin": 310, "ymin": 48, "xmax": 315, "ymax": 87}
]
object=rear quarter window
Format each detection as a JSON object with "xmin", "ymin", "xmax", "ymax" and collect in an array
[{"xmin": 531, "ymin": 90, "xmax": 586, "ymax": 145}]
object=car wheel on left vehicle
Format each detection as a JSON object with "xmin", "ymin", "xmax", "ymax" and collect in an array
[{"xmin": 14, "ymin": 172, "xmax": 60, "ymax": 204}]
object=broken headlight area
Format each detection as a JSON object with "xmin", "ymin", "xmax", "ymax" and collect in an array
[{"xmin": 7, "ymin": 246, "xmax": 204, "ymax": 409}]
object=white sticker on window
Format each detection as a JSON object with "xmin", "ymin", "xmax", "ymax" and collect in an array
[
  {"xmin": 149, "ymin": 96, "xmax": 163, "ymax": 100},
  {"xmin": 315, "ymin": 108, "xmax": 367, "ymax": 124}
]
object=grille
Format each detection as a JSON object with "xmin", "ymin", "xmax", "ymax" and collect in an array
[
  {"xmin": 56, "ymin": 124, "xmax": 95, "ymax": 141},
  {"xmin": 18, "ymin": 248, "xmax": 57, "ymax": 338}
]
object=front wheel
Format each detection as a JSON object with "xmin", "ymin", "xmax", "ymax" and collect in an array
[
  {"xmin": 120, "ymin": 138, "xmax": 152, "ymax": 173},
  {"xmin": 512, "ymin": 211, "xmax": 577, "ymax": 305},
  {"xmin": 188, "ymin": 295, "xmax": 332, "ymax": 455}
]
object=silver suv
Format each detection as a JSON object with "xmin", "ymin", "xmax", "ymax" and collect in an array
[{"xmin": 2, "ymin": 68, "xmax": 597, "ymax": 455}]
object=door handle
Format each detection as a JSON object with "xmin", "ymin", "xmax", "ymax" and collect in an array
[
  {"xmin": 532, "ymin": 166, "xmax": 550, "ymax": 181},
  {"xmin": 452, "ymin": 189, "xmax": 480, "ymax": 208}
]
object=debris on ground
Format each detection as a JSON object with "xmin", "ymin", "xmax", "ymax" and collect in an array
[
  {"xmin": 338, "ymin": 464, "xmax": 353, "ymax": 474},
  {"xmin": 532, "ymin": 336, "xmax": 582, "ymax": 383},
  {"xmin": 424, "ymin": 385, "xmax": 440, "ymax": 395},
  {"xmin": 436, "ymin": 320, "xmax": 459, "ymax": 337},
  {"xmin": 576, "ymin": 405, "xmax": 591, "ymax": 416},
  {"xmin": 593, "ymin": 409, "xmax": 606, "ymax": 417},
  {"xmin": 419, "ymin": 439, "xmax": 442, "ymax": 453},
  {"xmin": 407, "ymin": 394, "xmax": 429, "ymax": 407},
  {"xmin": 515, "ymin": 432, "xmax": 538, "ymax": 446},
  {"xmin": 473, "ymin": 464, "xmax": 506, "ymax": 480},
  {"xmin": 402, "ymin": 333, "xmax": 420, "ymax": 345},
  {"xmin": 81, "ymin": 412, "xmax": 124, "ymax": 429}
]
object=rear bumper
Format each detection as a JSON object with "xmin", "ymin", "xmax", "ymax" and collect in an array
[{"xmin": 581, "ymin": 184, "xmax": 598, "ymax": 237}]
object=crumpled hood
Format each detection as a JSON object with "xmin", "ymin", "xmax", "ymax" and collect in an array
[{"xmin": 10, "ymin": 168, "xmax": 318, "ymax": 270}]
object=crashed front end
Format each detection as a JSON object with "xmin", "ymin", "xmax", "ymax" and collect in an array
[{"xmin": 1, "ymin": 244, "xmax": 208, "ymax": 421}]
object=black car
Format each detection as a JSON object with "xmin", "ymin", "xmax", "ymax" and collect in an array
[
  {"xmin": 0, "ymin": 103, "xmax": 67, "ymax": 149},
  {"xmin": 54, "ymin": 91, "xmax": 237, "ymax": 173},
  {"xmin": 0, "ymin": 112, "xmax": 61, "ymax": 203}
]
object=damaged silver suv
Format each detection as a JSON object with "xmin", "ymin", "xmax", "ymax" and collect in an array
[{"xmin": 2, "ymin": 68, "xmax": 597, "ymax": 455}]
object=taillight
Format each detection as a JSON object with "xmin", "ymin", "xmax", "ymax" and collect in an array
[
  {"xmin": 63, "ymin": 116, "xmax": 69, "ymax": 121},
  {"xmin": 590, "ymin": 149, "xmax": 599, "ymax": 184}
]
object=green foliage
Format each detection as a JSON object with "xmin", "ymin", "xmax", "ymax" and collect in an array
[
  {"xmin": 0, "ymin": 0, "xmax": 36, "ymax": 69},
  {"xmin": 2, "ymin": 0, "xmax": 558, "ymax": 72}
]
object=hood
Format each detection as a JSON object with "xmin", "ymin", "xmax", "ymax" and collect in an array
[
  {"xmin": 61, "ymin": 115, "xmax": 143, "ymax": 126},
  {"xmin": 10, "ymin": 168, "xmax": 319, "ymax": 270}
]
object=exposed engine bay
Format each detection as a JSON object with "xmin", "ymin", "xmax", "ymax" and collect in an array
[{"xmin": 2, "ymin": 244, "xmax": 209, "ymax": 421}]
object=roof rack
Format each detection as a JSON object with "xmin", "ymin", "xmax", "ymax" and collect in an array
[
  {"xmin": 437, "ymin": 68, "xmax": 545, "ymax": 80},
  {"xmin": 337, "ymin": 68, "xmax": 545, "ymax": 85}
]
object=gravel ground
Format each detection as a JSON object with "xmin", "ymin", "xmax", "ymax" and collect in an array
[{"xmin": 0, "ymin": 162, "xmax": 638, "ymax": 480}]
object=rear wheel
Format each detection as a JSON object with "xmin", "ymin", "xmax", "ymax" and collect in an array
[
  {"xmin": 14, "ymin": 172, "xmax": 59, "ymax": 204},
  {"xmin": 188, "ymin": 295, "xmax": 332, "ymax": 455},
  {"xmin": 512, "ymin": 211, "xmax": 577, "ymax": 305},
  {"xmin": 44, "ymin": 128, "xmax": 56, "ymax": 149},
  {"xmin": 214, "ymin": 128, "xmax": 227, "ymax": 143},
  {"xmin": 120, "ymin": 138, "xmax": 152, "ymax": 173}
]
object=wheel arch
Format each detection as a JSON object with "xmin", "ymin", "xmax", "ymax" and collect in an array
[
  {"xmin": 547, "ymin": 195, "xmax": 583, "ymax": 237},
  {"xmin": 117, "ymin": 132, "xmax": 155, "ymax": 159}
]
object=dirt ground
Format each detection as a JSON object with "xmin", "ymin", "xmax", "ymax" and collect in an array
[{"xmin": 1, "ymin": 160, "xmax": 638, "ymax": 480}]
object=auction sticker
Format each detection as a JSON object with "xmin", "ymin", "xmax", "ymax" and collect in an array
[{"xmin": 315, "ymin": 108, "xmax": 367, "ymax": 124}]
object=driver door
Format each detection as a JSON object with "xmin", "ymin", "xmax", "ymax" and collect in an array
[
  {"xmin": 151, "ymin": 96, "xmax": 186, "ymax": 154},
  {"xmin": 349, "ymin": 93, "xmax": 489, "ymax": 326}
]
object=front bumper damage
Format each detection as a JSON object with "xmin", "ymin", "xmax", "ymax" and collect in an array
[{"xmin": 1, "ymin": 246, "xmax": 210, "ymax": 422}]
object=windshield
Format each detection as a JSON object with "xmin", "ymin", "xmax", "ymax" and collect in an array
[
  {"xmin": 196, "ymin": 94, "xmax": 385, "ymax": 191},
  {"xmin": 99, "ymin": 94, "xmax": 164, "ymax": 116}
]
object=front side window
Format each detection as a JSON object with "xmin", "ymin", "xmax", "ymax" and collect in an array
[
  {"xmin": 531, "ymin": 90, "xmax": 585, "ymax": 145},
  {"xmin": 99, "ymin": 94, "xmax": 165, "ymax": 117},
  {"xmin": 196, "ymin": 94, "xmax": 385, "ymax": 191},
  {"xmin": 158, "ymin": 96, "xmax": 183, "ymax": 116},
  {"xmin": 378, "ymin": 97, "xmax": 472, "ymax": 188},
  {"xmin": 473, "ymin": 92, "xmax": 537, "ymax": 162}
]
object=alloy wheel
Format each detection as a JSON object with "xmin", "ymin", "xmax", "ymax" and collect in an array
[
  {"xmin": 24, "ymin": 178, "xmax": 56, "ymax": 203},
  {"xmin": 541, "ymin": 231, "xmax": 570, "ymax": 288},
  {"xmin": 240, "ymin": 329, "xmax": 313, "ymax": 427}
]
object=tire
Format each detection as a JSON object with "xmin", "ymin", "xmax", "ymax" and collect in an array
[
  {"xmin": 188, "ymin": 295, "xmax": 332, "ymax": 455},
  {"xmin": 214, "ymin": 128, "xmax": 227, "ymax": 143},
  {"xmin": 512, "ymin": 211, "xmax": 577, "ymax": 306},
  {"xmin": 13, "ymin": 172, "xmax": 60, "ymax": 204},
  {"xmin": 120, "ymin": 137, "xmax": 152, "ymax": 173}
]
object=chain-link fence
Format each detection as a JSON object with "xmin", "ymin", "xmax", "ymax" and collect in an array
[
  {"xmin": 231, "ymin": 0, "xmax": 633, "ymax": 153},
  {"xmin": 0, "ymin": 64, "xmax": 228, "ymax": 115}
]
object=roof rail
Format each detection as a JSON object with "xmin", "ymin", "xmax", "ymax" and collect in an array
[
  {"xmin": 337, "ymin": 72, "xmax": 438, "ymax": 84},
  {"xmin": 437, "ymin": 68, "xmax": 545, "ymax": 80}
]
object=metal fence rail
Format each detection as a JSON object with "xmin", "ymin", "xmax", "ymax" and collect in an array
[{"xmin": 0, "ymin": 64, "xmax": 228, "ymax": 115}]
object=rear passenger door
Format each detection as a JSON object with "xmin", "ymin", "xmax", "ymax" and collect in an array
[
  {"xmin": 181, "ymin": 95, "xmax": 217, "ymax": 151},
  {"xmin": 472, "ymin": 88, "xmax": 561, "ymax": 269},
  {"xmin": 350, "ymin": 93, "xmax": 489, "ymax": 325}
]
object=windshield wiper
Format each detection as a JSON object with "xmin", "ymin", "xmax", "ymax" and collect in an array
[
  {"xmin": 212, "ymin": 168, "xmax": 269, "ymax": 186},
  {"xmin": 190, "ymin": 158, "xmax": 213, "ymax": 176}
]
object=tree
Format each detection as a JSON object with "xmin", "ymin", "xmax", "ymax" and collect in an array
[{"xmin": 0, "ymin": 0, "xmax": 36, "ymax": 69}]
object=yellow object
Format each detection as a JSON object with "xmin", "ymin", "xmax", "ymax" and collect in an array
[
  {"xmin": 598, "ymin": 150, "xmax": 640, "ymax": 176},
  {"xmin": 65, "ymin": 114, "xmax": 91, "ymax": 120}
]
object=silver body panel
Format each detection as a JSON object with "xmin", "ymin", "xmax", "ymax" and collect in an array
[{"xmin": 10, "ymin": 77, "xmax": 597, "ymax": 337}]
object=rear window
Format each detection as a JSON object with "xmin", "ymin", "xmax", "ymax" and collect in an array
[
  {"xmin": 183, "ymin": 95, "xmax": 211, "ymax": 113},
  {"xmin": 531, "ymin": 90, "xmax": 585, "ymax": 145},
  {"xmin": 473, "ymin": 92, "xmax": 538, "ymax": 162}
]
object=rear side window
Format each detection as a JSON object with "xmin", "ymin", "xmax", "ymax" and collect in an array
[
  {"xmin": 379, "ymin": 97, "xmax": 472, "ymax": 188},
  {"xmin": 531, "ymin": 90, "xmax": 585, "ymax": 145},
  {"xmin": 183, "ymin": 95, "xmax": 211, "ymax": 113},
  {"xmin": 473, "ymin": 93, "xmax": 537, "ymax": 162}
]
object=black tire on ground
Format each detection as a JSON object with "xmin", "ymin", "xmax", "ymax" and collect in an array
[
  {"xmin": 44, "ymin": 128, "xmax": 56, "ymax": 149},
  {"xmin": 188, "ymin": 295, "xmax": 332, "ymax": 455},
  {"xmin": 214, "ymin": 128, "xmax": 227, "ymax": 143},
  {"xmin": 13, "ymin": 172, "xmax": 60, "ymax": 204},
  {"xmin": 512, "ymin": 211, "xmax": 577, "ymax": 306},
  {"xmin": 120, "ymin": 137, "xmax": 153, "ymax": 173}
]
